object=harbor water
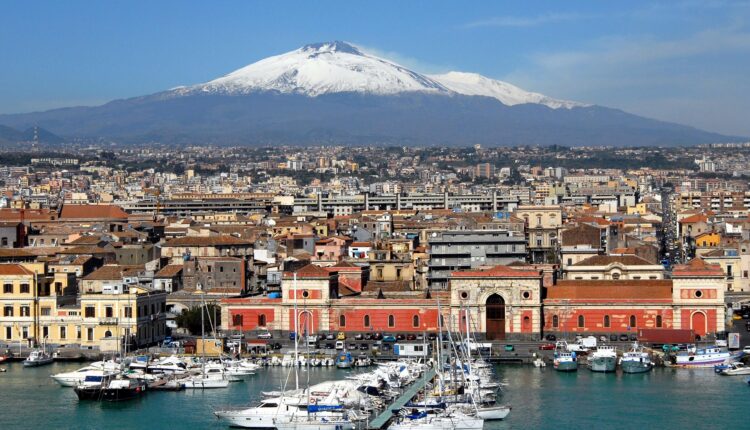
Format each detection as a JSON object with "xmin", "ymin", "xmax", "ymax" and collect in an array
[{"xmin": 1, "ymin": 362, "xmax": 747, "ymax": 429}]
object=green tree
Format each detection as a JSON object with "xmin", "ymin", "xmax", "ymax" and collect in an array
[{"xmin": 175, "ymin": 305, "xmax": 222, "ymax": 335}]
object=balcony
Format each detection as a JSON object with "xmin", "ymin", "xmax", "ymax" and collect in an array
[{"xmin": 99, "ymin": 317, "xmax": 119, "ymax": 326}]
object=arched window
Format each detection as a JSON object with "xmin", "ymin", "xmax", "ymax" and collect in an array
[
  {"xmin": 104, "ymin": 330, "xmax": 112, "ymax": 338},
  {"xmin": 339, "ymin": 314, "xmax": 346, "ymax": 327},
  {"xmin": 629, "ymin": 315, "xmax": 637, "ymax": 328},
  {"xmin": 412, "ymin": 315, "xmax": 420, "ymax": 328},
  {"xmin": 363, "ymin": 315, "xmax": 370, "ymax": 327},
  {"xmin": 257, "ymin": 314, "xmax": 266, "ymax": 327},
  {"xmin": 611, "ymin": 272, "xmax": 621, "ymax": 280},
  {"xmin": 577, "ymin": 315, "xmax": 585, "ymax": 328},
  {"xmin": 656, "ymin": 315, "xmax": 663, "ymax": 328},
  {"xmin": 388, "ymin": 315, "xmax": 395, "ymax": 328},
  {"xmin": 603, "ymin": 315, "xmax": 610, "ymax": 328},
  {"xmin": 552, "ymin": 315, "xmax": 559, "ymax": 328}
]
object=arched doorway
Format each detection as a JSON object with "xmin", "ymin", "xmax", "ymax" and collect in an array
[
  {"xmin": 297, "ymin": 311, "xmax": 314, "ymax": 336},
  {"xmin": 486, "ymin": 294, "xmax": 506, "ymax": 340},
  {"xmin": 691, "ymin": 311, "xmax": 707, "ymax": 336}
]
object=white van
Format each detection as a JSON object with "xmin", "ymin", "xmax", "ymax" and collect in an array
[{"xmin": 335, "ymin": 340, "xmax": 344, "ymax": 350}]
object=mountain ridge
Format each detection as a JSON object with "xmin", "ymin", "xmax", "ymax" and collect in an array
[{"xmin": 0, "ymin": 41, "xmax": 742, "ymax": 146}]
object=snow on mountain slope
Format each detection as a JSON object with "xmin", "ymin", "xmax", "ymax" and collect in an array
[
  {"xmin": 182, "ymin": 41, "xmax": 450, "ymax": 97},
  {"xmin": 429, "ymin": 71, "xmax": 587, "ymax": 109},
  {"xmin": 175, "ymin": 41, "xmax": 584, "ymax": 109}
]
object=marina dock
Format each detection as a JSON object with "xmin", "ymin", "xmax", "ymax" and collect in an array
[{"xmin": 367, "ymin": 368, "xmax": 437, "ymax": 429}]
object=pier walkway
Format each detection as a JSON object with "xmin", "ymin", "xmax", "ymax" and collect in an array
[{"xmin": 367, "ymin": 368, "xmax": 436, "ymax": 429}]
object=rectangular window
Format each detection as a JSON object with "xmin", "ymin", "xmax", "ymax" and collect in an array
[
  {"xmin": 124, "ymin": 306, "xmax": 132, "ymax": 318},
  {"xmin": 3, "ymin": 306, "xmax": 12, "ymax": 317},
  {"xmin": 60, "ymin": 326, "xmax": 67, "ymax": 339},
  {"xmin": 20, "ymin": 284, "xmax": 30, "ymax": 294},
  {"xmin": 22, "ymin": 326, "xmax": 28, "ymax": 339},
  {"xmin": 5, "ymin": 326, "xmax": 11, "ymax": 340},
  {"xmin": 40, "ymin": 307, "xmax": 51, "ymax": 316},
  {"xmin": 20, "ymin": 306, "xmax": 30, "ymax": 317},
  {"xmin": 87, "ymin": 327, "xmax": 94, "ymax": 341},
  {"xmin": 105, "ymin": 306, "xmax": 113, "ymax": 318},
  {"xmin": 76, "ymin": 326, "xmax": 81, "ymax": 339},
  {"xmin": 42, "ymin": 326, "xmax": 49, "ymax": 338},
  {"xmin": 3, "ymin": 284, "xmax": 11, "ymax": 294},
  {"xmin": 85, "ymin": 306, "xmax": 95, "ymax": 318}
]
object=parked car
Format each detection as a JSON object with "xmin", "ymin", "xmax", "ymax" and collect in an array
[
  {"xmin": 317, "ymin": 334, "xmax": 327, "ymax": 341},
  {"xmin": 381, "ymin": 343, "xmax": 392, "ymax": 351},
  {"xmin": 359, "ymin": 343, "xmax": 369, "ymax": 350},
  {"xmin": 545, "ymin": 334, "xmax": 557, "ymax": 341},
  {"xmin": 610, "ymin": 334, "xmax": 619, "ymax": 342},
  {"xmin": 326, "ymin": 333, "xmax": 335, "ymax": 340},
  {"xmin": 372, "ymin": 333, "xmax": 383, "ymax": 340},
  {"xmin": 337, "ymin": 332, "xmax": 346, "ymax": 340},
  {"xmin": 406, "ymin": 334, "xmax": 417, "ymax": 341},
  {"xmin": 599, "ymin": 335, "xmax": 607, "ymax": 342},
  {"xmin": 538, "ymin": 343, "xmax": 555, "ymax": 350},
  {"xmin": 619, "ymin": 334, "xmax": 630, "ymax": 341},
  {"xmin": 257, "ymin": 331, "xmax": 273, "ymax": 339},
  {"xmin": 629, "ymin": 334, "xmax": 638, "ymax": 341},
  {"xmin": 396, "ymin": 334, "xmax": 406, "ymax": 341},
  {"xmin": 335, "ymin": 341, "xmax": 344, "ymax": 350},
  {"xmin": 325, "ymin": 342, "xmax": 335, "ymax": 349},
  {"xmin": 383, "ymin": 334, "xmax": 396, "ymax": 342},
  {"xmin": 354, "ymin": 333, "xmax": 363, "ymax": 340},
  {"xmin": 271, "ymin": 342, "xmax": 282, "ymax": 350},
  {"xmin": 348, "ymin": 343, "xmax": 358, "ymax": 350},
  {"xmin": 504, "ymin": 344, "xmax": 515, "ymax": 352},
  {"xmin": 289, "ymin": 332, "xmax": 297, "ymax": 340},
  {"xmin": 364, "ymin": 333, "xmax": 373, "ymax": 340},
  {"xmin": 743, "ymin": 346, "xmax": 750, "ymax": 354},
  {"xmin": 732, "ymin": 313, "xmax": 743, "ymax": 320},
  {"xmin": 427, "ymin": 333, "xmax": 437, "ymax": 341}
]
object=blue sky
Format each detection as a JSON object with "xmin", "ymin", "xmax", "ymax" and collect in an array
[{"xmin": 1, "ymin": 0, "xmax": 749, "ymax": 136}]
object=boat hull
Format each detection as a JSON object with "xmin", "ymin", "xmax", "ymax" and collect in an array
[
  {"xmin": 621, "ymin": 360, "xmax": 653, "ymax": 374},
  {"xmin": 589, "ymin": 357, "xmax": 616, "ymax": 372},
  {"xmin": 553, "ymin": 361, "xmax": 577, "ymax": 372},
  {"xmin": 476, "ymin": 405, "xmax": 511, "ymax": 420},
  {"xmin": 23, "ymin": 358, "xmax": 54, "ymax": 367}
]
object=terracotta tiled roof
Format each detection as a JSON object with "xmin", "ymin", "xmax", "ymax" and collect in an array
[
  {"xmin": 83, "ymin": 265, "xmax": 144, "ymax": 281},
  {"xmin": 573, "ymin": 255, "xmax": 655, "ymax": 266},
  {"xmin": 672, "ymin": 258, "xmax": 724, "ymax": 277},
  {"xmin": 283, "ymin": 263, "xmax": 331, "ymax": 279},
  {"xmin": 163, "ymin": 236, "xmax": 253, "ymax": 247},
  {"xmin": 679, "ymin": 213, "xmax": 708, "ymax": 224},
  {"xmin": 451, "ymin": 265, "xmax": 541, "ymax": 278},
  {"xmin": 155, "ymin": 264, "xmax": 183, "ymax": 278},
  {"xmin": 0, "ymin": 264, "xmax": 34, "ymax": 276},
  {"xmin": 60, "ymin": 204, "xmax": 129, "ymax": 220},
  {"xmin": 0, "ymin": 208, "xmax": 57, "ymax": 222},
  {"xmin": 548, "ymin": 280, "xmax": 673, "ymax": 300},
  {"xmin": 350, "ymin": 242, "xmax": 372, "ymax": 247}
]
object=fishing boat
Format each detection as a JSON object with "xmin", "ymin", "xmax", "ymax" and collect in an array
[
  {"xmin": 23, "ymin": 349, "xmax": 54, "ymax": 367},
  {"xmin": 553, "ymin": 351, "xmax": 577, "ymax": 372},
  {"xmin": 588, "ymin": 345, "xmax": 617, "ymax": 372},
  {"xmin": 620, "ymin": 343, "xmax": 653, "ymax": 374},
  {"xmin": 335, "ymin": 351, "xmax": 353, "ymax": 369},
  {"xmin": 674, "ymin": 345, "xmax": 732, "ymax": 368}
]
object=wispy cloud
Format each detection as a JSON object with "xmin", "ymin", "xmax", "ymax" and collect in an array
[{"xmin": 463, "ymin": 12, "xmax": 588, "ymax": 29}]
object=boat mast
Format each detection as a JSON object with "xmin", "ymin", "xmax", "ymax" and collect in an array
[{"xmin": 293, "ymin": 272, "xmax": 299, "ymax": 391}]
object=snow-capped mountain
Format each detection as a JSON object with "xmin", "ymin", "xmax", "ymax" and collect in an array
[
  {"xmin": 429, "ymin": 71, "xmax": 587, "ymax": 110},
  {"xmin": 178, "ymin": 41, "xmax": 582, "ymax": 110},
  {"xmin": 0, "ymin": 41, "xmax": 739, "ymax": 146},
  {"xmin": 180, "ymin": 41, "xmax": 450, "ymax": 97}
]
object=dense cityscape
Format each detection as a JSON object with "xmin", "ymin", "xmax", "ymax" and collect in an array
[{"xmin": 4, "ymin": 1, "xmax": 750, "ymax": 429}]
